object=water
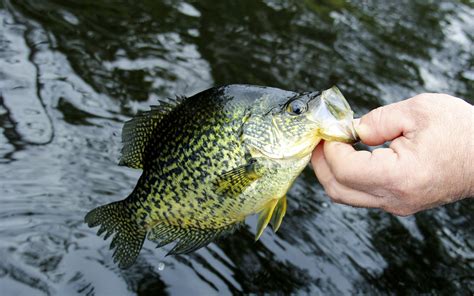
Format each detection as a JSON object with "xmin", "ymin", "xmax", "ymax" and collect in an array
[{"xmin": 0, "ymin": 0, "xmax": 472, "ymax": 295}]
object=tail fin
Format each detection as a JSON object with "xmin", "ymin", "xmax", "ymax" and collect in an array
[{"xmin": 85, "ymin": 200, "xmax": 146, "ymax": 268}]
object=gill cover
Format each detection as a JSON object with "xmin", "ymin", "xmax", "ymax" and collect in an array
[{"xmin": 242, "ymin": 92, "xmax": 321, "ymax": 159}]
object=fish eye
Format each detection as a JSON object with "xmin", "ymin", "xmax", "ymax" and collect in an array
[{"xmin": 286, "ymin": 100, "xmax": 307, "ymax": 115}]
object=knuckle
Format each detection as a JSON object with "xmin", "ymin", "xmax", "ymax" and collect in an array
[
  {"xmin": 368, "ymin": 107, "xmax": 386, "ymax": 134},
  {"xmin": 411, "ymin": 93, "xmax": 438, "ymax": 104},
  {"xmin": 370, "ymin": 106, "xmax": 385, "ymax": 123},
  {"xmin": 325, "ymin": 179, "xmax": 341, "ymax": 202},
  {"xmin": 412, "ymin": 93, "xmax": 430, "ymax": 101},
  {"xmin": 332, "ymin": 164, "xmax": 358, "ymax": 185},
  {"xmin": 405, "ymin": 94, "xmax": 433, "ymax": 126},
  {"xmin": 326, "ymin": 187, "xmax": 338, "ymax": 202},
  {"xmin": 333, "ymin": 167, "xmax": 351, "ymax": 184}
]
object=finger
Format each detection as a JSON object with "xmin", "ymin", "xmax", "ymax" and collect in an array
[
  {"xmin": 357, "ymin": 101, "xmax": 415, "ymax": 146},
  {"xmin": 323, "ymin": 141, "xmax": 399, "ymax": 189},
  {"xmin": 311, "ymin": 140, "xmax": 325, "ymax": 167},
  {"xmin": 312, "ymin": 147, "xmax": 385, "ymax": 208},
  {"xmin": 326, "ymin": 178, "xmax": 385, "ymax": 209},
  {"xmin": 311, "ymin": 141, "xmax": 330, "ymax": 184}
]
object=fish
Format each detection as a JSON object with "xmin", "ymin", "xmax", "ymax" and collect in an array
[{"xmin": 85, "ymin": 84, "xmax": 358, "ymax": 268}]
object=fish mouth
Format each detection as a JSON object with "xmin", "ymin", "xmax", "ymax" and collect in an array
[
  {"xmin": 320, "ymin": 122, "xmax": 360, "ymax": 144},
  {"xmin": 319, "ymin": 119, "xmax": 359, "ymax": 143},
  {"xmin": 349, "ymin": 120, "xmax": 360, "ymax": 142},
  {"xmin": 308, "ymin": 86, "xmax": 359, "ymax": 143}
]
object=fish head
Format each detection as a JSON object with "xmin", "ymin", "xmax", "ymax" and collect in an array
[{"xmin": 243, "ymin": 86, "xmax": 358, "ymax": 159}]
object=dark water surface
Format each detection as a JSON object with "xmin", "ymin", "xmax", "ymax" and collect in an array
[{"xmin": 0, "ymin": 0, "xmax": 473, "ymax": 295}]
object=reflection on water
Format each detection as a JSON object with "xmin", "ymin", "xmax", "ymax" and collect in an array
[{"xmin": 0, "ymin": 0, "xmax": 473, "ymax": 294}]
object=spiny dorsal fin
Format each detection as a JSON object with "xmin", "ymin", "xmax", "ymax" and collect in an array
[
  {"xmin": 119, "ymin": 96, "xmax": 185, "ymax": 169},
  {"xmin": 148, "ymin": 222, "xmax": 243, "ymax": 255}
]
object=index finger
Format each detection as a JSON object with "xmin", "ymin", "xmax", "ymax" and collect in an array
[{"xmin": 323, "ymin": 141, "xmax": 399, "ymax": 189}]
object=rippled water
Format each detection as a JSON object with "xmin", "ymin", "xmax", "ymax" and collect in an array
[{"xmin": 0, "ymin": 0, "xmax": 473, "ymax": 295}]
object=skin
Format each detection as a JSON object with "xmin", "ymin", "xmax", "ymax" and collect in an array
[{"xmin": 311, "ymin": 93, "xmax": 473, "ymax": 216}]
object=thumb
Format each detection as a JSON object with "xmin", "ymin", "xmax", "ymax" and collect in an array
[{"xmin": 356, "ymin": 102, "xmax": 413, "ymax": 146}]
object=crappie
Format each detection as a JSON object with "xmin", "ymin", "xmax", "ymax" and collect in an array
[{"xmin": 85, "ymin": 84, "xmax": 358, "ymax": 268}]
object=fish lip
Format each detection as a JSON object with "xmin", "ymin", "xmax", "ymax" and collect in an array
[
  {"xmin": 314, "ymin": 86, "xmax": 359, "ymax": 143},
  {"xmin": 347, "ymin": 119, "xmax": 360, "ymax": 143},
  {"xmin": 320, "ymin": 124, "xmax": 359, "ymax": 143},
  {"xmin": 321, "ymin": 86, "xmax": 351, "ymax": 112},
  {"xmin": 339, "ymin": 118, "xmax": 360, "ymax": 143}
]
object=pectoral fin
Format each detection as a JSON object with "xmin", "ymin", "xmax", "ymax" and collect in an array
[
  {"xmin": 215, "ymin": 159, "xmax": 263, "ymax": 196},
  {"xmin": 255, "ymin": 199, "xmax": 278, "ymax": 241},
  {"xmin": 270, "ymin": 195, "xmax": 287, "ymax": 233}
]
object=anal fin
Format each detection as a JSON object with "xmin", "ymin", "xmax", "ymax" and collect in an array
[{"xmin": 148, "ymin": 222, "xmax": 242, "ymax": 255}]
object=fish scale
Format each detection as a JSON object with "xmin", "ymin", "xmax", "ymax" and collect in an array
[{"xmin": 85, "ymin": 84, "xmax": 358, "ymax": 268}]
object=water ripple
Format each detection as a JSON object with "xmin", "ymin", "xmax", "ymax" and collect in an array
[{"xmin": 0, "ymin": 0, "xmax": 472, "ymax": 295}]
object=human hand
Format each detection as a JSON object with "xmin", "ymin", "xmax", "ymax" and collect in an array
[{"xmin": 311, "ymin": 93, "xmax": 473, "ymax": 216}]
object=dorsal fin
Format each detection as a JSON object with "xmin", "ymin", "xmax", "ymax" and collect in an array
[
  {"xmin": 119, "ymin": 97, "xmax": 185, "ymax": 169},
  {"xmin": 148, "ymin": 221, "xmax": 243, "ymax": 255}
]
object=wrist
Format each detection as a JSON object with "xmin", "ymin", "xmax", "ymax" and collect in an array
[{"xmin": 452, "ymin": 104, "xmax": 474, "ymax": 200}]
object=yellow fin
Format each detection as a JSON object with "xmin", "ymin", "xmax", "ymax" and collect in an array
[
  {"xmin": 85, "ymin": 200, "xmax": 146, "ymax": 269},
  {"xmin": 148, "ymin": 221, "xmax": 243, "ymax": 255},
  {"xmin": 255, "ymin": 199, "xmax": 278, "ymax": 241},
  {"xmin": 216, "ymin": 159, "xmax": 263, "ymax": 196},
  {"xmin": 270, "ymin": 196, "xmax": 287, "ymax": 233},
  {"xmin": 119, "ymin": 97, "xmax": 185, "ymax": 169}
]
